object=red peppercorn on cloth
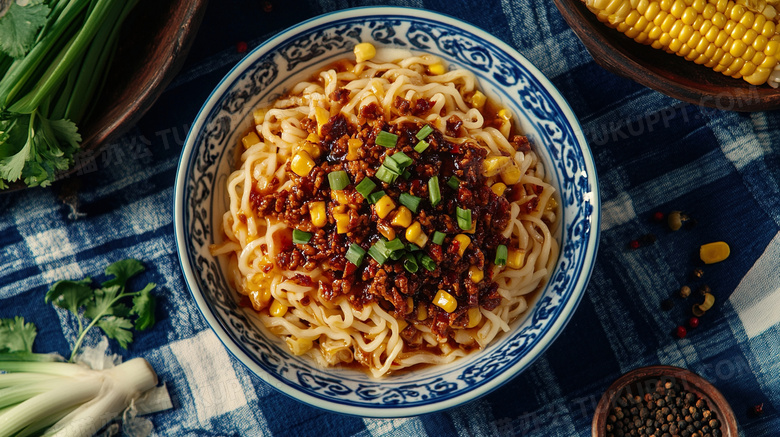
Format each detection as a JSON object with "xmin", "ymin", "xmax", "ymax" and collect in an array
[{"xmin": 1, "ymin": 1, "xmax": 779, "ymax": 436}]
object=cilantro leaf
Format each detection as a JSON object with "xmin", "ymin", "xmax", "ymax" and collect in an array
[
  {"xmin": 0, "ymin": 316, "xmax": 37, "ymax": 353},
  {"xmin": 45, "ymin": 278, "xmax": 94, "ymax": 317},
  {"xmin": 0, "ymin": 114, "xmax": 32, "ymax": 183},
  {"xmin": 102, "ymin": 259, "xmax": 145, "ymax": 289},
  {"xmin": 95, "ymin": 316, "xmax": 134, "ymax": 349},
  {"xmin": 131, "ymin": 283, "xmax": 156, "ymax": 331},
  {"xmin": 83, "ymin": 285, "xmax": 122, "ymax": 321},
  {"xmin": 0, "ymin": 1, "xmax": 50, "ymax": 59}
]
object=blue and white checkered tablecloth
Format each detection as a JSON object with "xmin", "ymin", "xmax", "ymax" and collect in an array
[{"xmin": 2, "ymin": 1, "xmax": 779, "ymax": 436}]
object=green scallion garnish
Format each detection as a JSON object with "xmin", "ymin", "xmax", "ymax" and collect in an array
[
  {"xmin": 428, "ymin": 176, "xmax": 441, "ymax": 207},
  {"xmin": 420, "ymin": 254, "xmax": 436, "ymax": 271},
  {"xmin": 432, "ymin": 231, "xmax": 446, "ymax": 245},
  {"xmin": 402, "ymin": 170, "xmax": 412, "ymax": 180},
  {"xmin": 399, "ymin": 193, "xmax": 422, "ymax": 213},
  {"xmin": 368, "ymin": 242, "xmax": 388, "ymax": 265},
  {"xmin": 385, "ymin": 238, "xmax": 405, "ymax": 252},
  {"xmin": 403, "ymin": 254, "xmax": 419, "ymax": 273},
  {"xmin": 292, "ymin": 229, "xmax": 312, "ymax": 245},
  {"xmin": 368, "ymin": 190, "xmax": 387, "ymax": 204},
  {"xmin": 389, "ymin": 151, "xmax": 412, "ymax": 168},
  {"xmin": 375, "ymin": 166, "xmax": 397, "ymax": 184},
  {"xmin": 456, "ymin": 207, "xmax": 472, "ymax": 230},
  {"xmin": 355, "ymin": 177, "xmax": 377, "ymax": 200},
  {"xmin": 447, "ymin": 176, "xmax": 460, "ymax": 190},
  {"xmin": 406, "ymin": 243, "xmax": 421, "ymax": 252},
  {"xmin": 495, "ymin": 244, "xmax": 508, "ymax": 266},
  {"xmin": 376, "ymin": 130, "xmax": 398, "ymax": 148},
  {"xmin": 416, "ymin": 125, "xmax": 434, "ymax": 140},
  {"xmin": 328, "ymin": 171, "xmax": 350, "ymax": 190},
  {"xmin": 346, "ymin": 244, "xmax": 366, "ymax": 266},
  {"xmin": 414, "ymin": 140, "xmax": 430, "ymax": 153}
]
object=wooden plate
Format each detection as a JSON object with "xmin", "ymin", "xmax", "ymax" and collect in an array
[
  {"xmin": 553, "ymin": 0, "xmax": 780, "ymax": 111},
  {"xmin": 592, "ymin": 365, "xmax": 739, "ymax": 437},
  {"xmin": 4, "ymin": 0, "xmax": 208, "ymax": 192}
]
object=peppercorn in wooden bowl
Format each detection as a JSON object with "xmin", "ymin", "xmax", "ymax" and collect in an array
[
  {"xmin": 592, "ymin": 365, "xmax": 739, "ymax": 437},
  {"xmin": 553, "ymin": 0, "xmax": 780, "ymax": 111}
]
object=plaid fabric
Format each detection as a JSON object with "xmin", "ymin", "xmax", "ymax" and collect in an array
[{"xmin": 2, "ymin": 1, "xmax": 779, "ymax": 436}]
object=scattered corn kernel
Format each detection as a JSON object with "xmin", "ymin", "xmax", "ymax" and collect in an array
[
  {"xmin": 497, "ymin": 108, "xmax": 512, "ymax": 120},
  {"xmin": 347, "ymin": 138, "xmax": 363, "ymax": 161},
  {"xmin": 377, "ymin": 222, "xmax": 396, "ymax": 240},
  {"xmin": 452, "ymin": 234, "xmax": 471, "ymax": 257},
  {"xmin": 406, "ymin": 222, "xmax": 428, "ymax": 247},
  {"xmin": 470, "ymin": 91, "xmax": 487, "ymax": 109},
  {"xmin": 429, "ymin": 62, "xmax": 446, "ymax": 75},
  {"xmin": 291, "ymin": 151, "xmax": 315, "ymax": 176},
  {"xmin": 507, "ymin": 249, "xmax": 525, "ymax": 269},
  {"xmin": 406, "ymin": 297, "xmax": 414, "ymax": 314},
  {"xmin": 491, "ymin": 182, "xmax": 507, "ymax": 196},
  {"xmin": 301, "ymin": 141, "xmax": 322, "ymax": 159},
  {"xmin": 242, "ymin": 132, "xmax": 260, "ymax": 149},
  {"xmin": 354, "ymin": 42, "xmax": 377, "ymax": 63},
  {"xmin": 466, "ymin": 307, "xmax": 482, "ymax": 328},
  {"xmin": 397, "ymin": 319, "xmax": 408, "ymax": 331},
  {"xmin": 433, "ymin": 289, "xmax": 458, "ymax": 313},
  {"xmin": 253, "ymin": 108, "xmax": 266, "ymax": 125},
  {"xmin": 269, "ymin": 300, "xmax": 288, "ymax": 317},
  {"xmin": 417, "ymin": 303, "xmax": 428, "ymax": 321},
  {"xmin": 483, "ymin": 156, "xmax": 511, "ymax": 177},
  {"xmin": 334, "ymin": 213, "xmax": 350, "ymax": 234},
  {"xmin": 331, "ymin": 189, "xmax": 349, "ymax": 204},
  {"xmin": 286, "ymin": 337, "xmax": 313, "ymax": 355},
  {"xmin": 545, "ymin": 196, "xmax": 559, "ymax": 212},
  {"xmin": 699, "ymin": 241, "xmax": 730, "ymax": 264},
  {"xmin": 309, "ymin": 201, "xmax": 327, "ymax": 227},
  {"xmin": 315, "ymin": 106, "xmax": 330, "ymax": 134},
  {"xmin": 500, "ymin": 161, "xmax": 522, "ymax": 185},
  {"xmin": 306, "ymin": 132, "xmax": 320, "ymax": 143},
  {"xmin": 391, "ymin": 206, "xmax": 412, "ymax": 228},
  {"xmin": 469, "ymin": 266, "xmax": 484, "ymax": 283},
  {"xmin": 375, "ymin": 195, "xmax": 396, "ymax": 219}
]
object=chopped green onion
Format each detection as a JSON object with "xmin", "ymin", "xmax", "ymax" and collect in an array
[
  {"xmin": 432, "ymin": 231, "xmax": 446, "ymax": 245},
  {"xmin": 420, "ymin": 254, "xmax": 436, "ymax": 271},
  {"xmin": 328, "ymin": 171, "xmax": 350, "ymax": 190},
  {"xmin": 385, "ymin": 238, "xmax": 405, "ymax": 252},
  {"xmin": 406, "ymin": 243, "xmax": 421, "ymax": 252},
  {"xmin": 346, "ymin": 244, "xmax": 366, "ymax": 266},
  {"xmin": 403, "ymin": 254, "xmax": 419, "ymax": 273},
  {"xmin": 375, "ymin": 166, "xmax": 397, "ymax": 183},
  {"xmin": 495, "ymin": 244, "xmax": 508, "ymax": 266},
  {"xmin": 428, "ymin": 176, "xmax": 441, "ymax": 207},
  {"xmin": 416, "ymin": 125, "xmax": 434, "ymax": 140},
  {"xmin": 368, "ymin": 190, "xmax": 387, "ymax": 204},
  {"xmin": 292, "ymin": 229, "xmax": 312, "ymax": 244},
  {"xmin": 402, "ymin": 170, "xmax": 412, "ymax": 180},
  {"xmin": 456, "ymin": 207, "xmax": 472, "ymax": 230},
  {"xmin": 414, "ymin": 140, "xmax": 430, "ymax": 153},
  {"xmin": 390, "ymin": 250, "xmax": 405, "ymax": 261},
  {"xmin": 399, "ymin": 193, "xmax": 422, "ymax": 213},
  {"xmin": 355, "ymin": 177, "xmax": 377, "ymax": 200},
  {"xmin": 447, "ymin": 176, "xmax": 460, "ymax": 190},
  {"xmin": 368, "ymin": 244, "xmax": 388, "ymax": 265},
  {"xmin": 388, "ymin": 151, "xmax": 412, "ymax": 168},
  {"xmin": 376, "ymin": 130, "xmax": 398, "ymax": 148}
]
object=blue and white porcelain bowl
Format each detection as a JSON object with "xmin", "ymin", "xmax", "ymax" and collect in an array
[{"xmin": 174, "ymin": 7, "xmax": 600, "ymax": 417}]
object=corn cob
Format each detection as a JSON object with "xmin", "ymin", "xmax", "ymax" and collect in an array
[{"xmin": 583, "ymin": 0, "xmax": 780, "ymax": 86}]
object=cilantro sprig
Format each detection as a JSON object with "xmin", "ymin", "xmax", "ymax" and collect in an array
[
  {"xmin": 0, "ymin": 316, "xmax": 37, "ymax": 354},
  {"xmin": 45, "ymin": 258, "xmax": 156, "ymax": 361}
]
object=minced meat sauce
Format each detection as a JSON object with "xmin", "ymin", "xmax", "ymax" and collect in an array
[{"xmin": 250, "ymin": 92, "xmax": 529, "ymax": 340}]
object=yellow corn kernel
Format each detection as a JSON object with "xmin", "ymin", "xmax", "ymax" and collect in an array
[
  {"xmin": 433, "ymin": 290, "xmax": 457, "ymax": 313},
  {"xmin": 354, "ymin": 42, "xmax": 377, "ymax": 63},
  {"xmin": 482, "ymin": 156, "xmax": 511, "ymax": 177},
  {"xmin": 405, "ymin": 221, "xmax": 428, "ymax": 247},
  {"xmin": 466, "ymin": 307, "xmax": 482, "ymax": 328},
  {"xmin": 500, "ymin": 161, "xmax": 522, "ymax": 185},
  {"xmin": 429, "ymin": 62, "xmax": 446, "ymax": 75},
  {"xmin": 309, "ymin": 201, "xmax": 327, "ymax": 227},
  {"xmin": 315, "ymin": 106, "xmax": 329, "ymax": 135},
  {"xmin": 301, "ymin": 141, "xmax": 322, "ymax": 159},
  {"xmin": 253, "ymin": 108, "xmax": 266, "ymax": 125},
  {"xmin": 469, "ymin": 266, "xmax": 484, "ymax": 283},
  {"xmin": 334, "ymin": 213, "xmax": 350, "ymax": 234},
  {"xmin": 306, "ymin": 132, "xmax": 320, "ymax": 143},
  {"xmin": 406, "ymin": 297, "xmax": 414, "ymax": 314},
  {"xmin": 397, "ymin": 319, "xmax": 409, "ymax": 332},
  {"xmin": 291, "ymin": 151, "xmax": 315, "ymax": 176},
  {"xmin": 286, "ymin": 337, "xmax": 314, "ymax": 356},
  {"xmin": 331, "ymin": 189, "xmax": 349, "ymax": 203},
  {"xmin": 452, "ymin": 233, "xmax": 471, "ymax": 257},
  {"xmin": 545, "ymin": 196, "xmax": 559, "ymax": 212},
  {"xmin": 699, "ymin": 241, "xmax": 730, "ymax": 264},
  {"xmin": 377, "ymin": 222, "xmax": 396, "ymax": 241},
  {"xmin": 347, "ymin": 138, "xmax": 362, "ymax": 161},
  {"xmin": 391, "ymin": 206, "xmax": 412, "ymax": 228},
  {"xmin": 470, "ymin": 91, "xmax": 487, "ymax": 109},
  {"xmin": 497, "ymin": 108, "xmax": 512, "ymax": 121},
  {"xmin": 242, "ymin": 131, "xmax": 260, "ymax": 149},
  {"xmin": 491, "ymin": 182, "xmax": 507, "ymax": 196},
  {"xmin": 269, "ymin": 300, "xmax": 288, "ymax": 317},
  {"xmin": 507, "ymin": 249, "xmax": 526, "ymax": 269},
  {"xmin": 375, "ymin": 195, "xmax": 396, "ymax": 219},
  {"xmin": 417, "ymin": 303, "xmax": 428, "ymax": 321}
]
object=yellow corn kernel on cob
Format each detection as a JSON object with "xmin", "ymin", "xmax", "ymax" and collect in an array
[{"xmin": 583, "ymin": 0, "xmax": 780, "ymax": 86}]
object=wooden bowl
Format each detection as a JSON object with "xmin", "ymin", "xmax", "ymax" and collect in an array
[
  {"xmin": 553, "ymin": 0, "xmax": 780, "ymax": 111},
  {"xmin": 592, "ymin": 365, "xmax": 739, "ymax": 437},
  {"xmin": 4, "ymin": 0, "xmax": 208, "ymax": 192}
]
